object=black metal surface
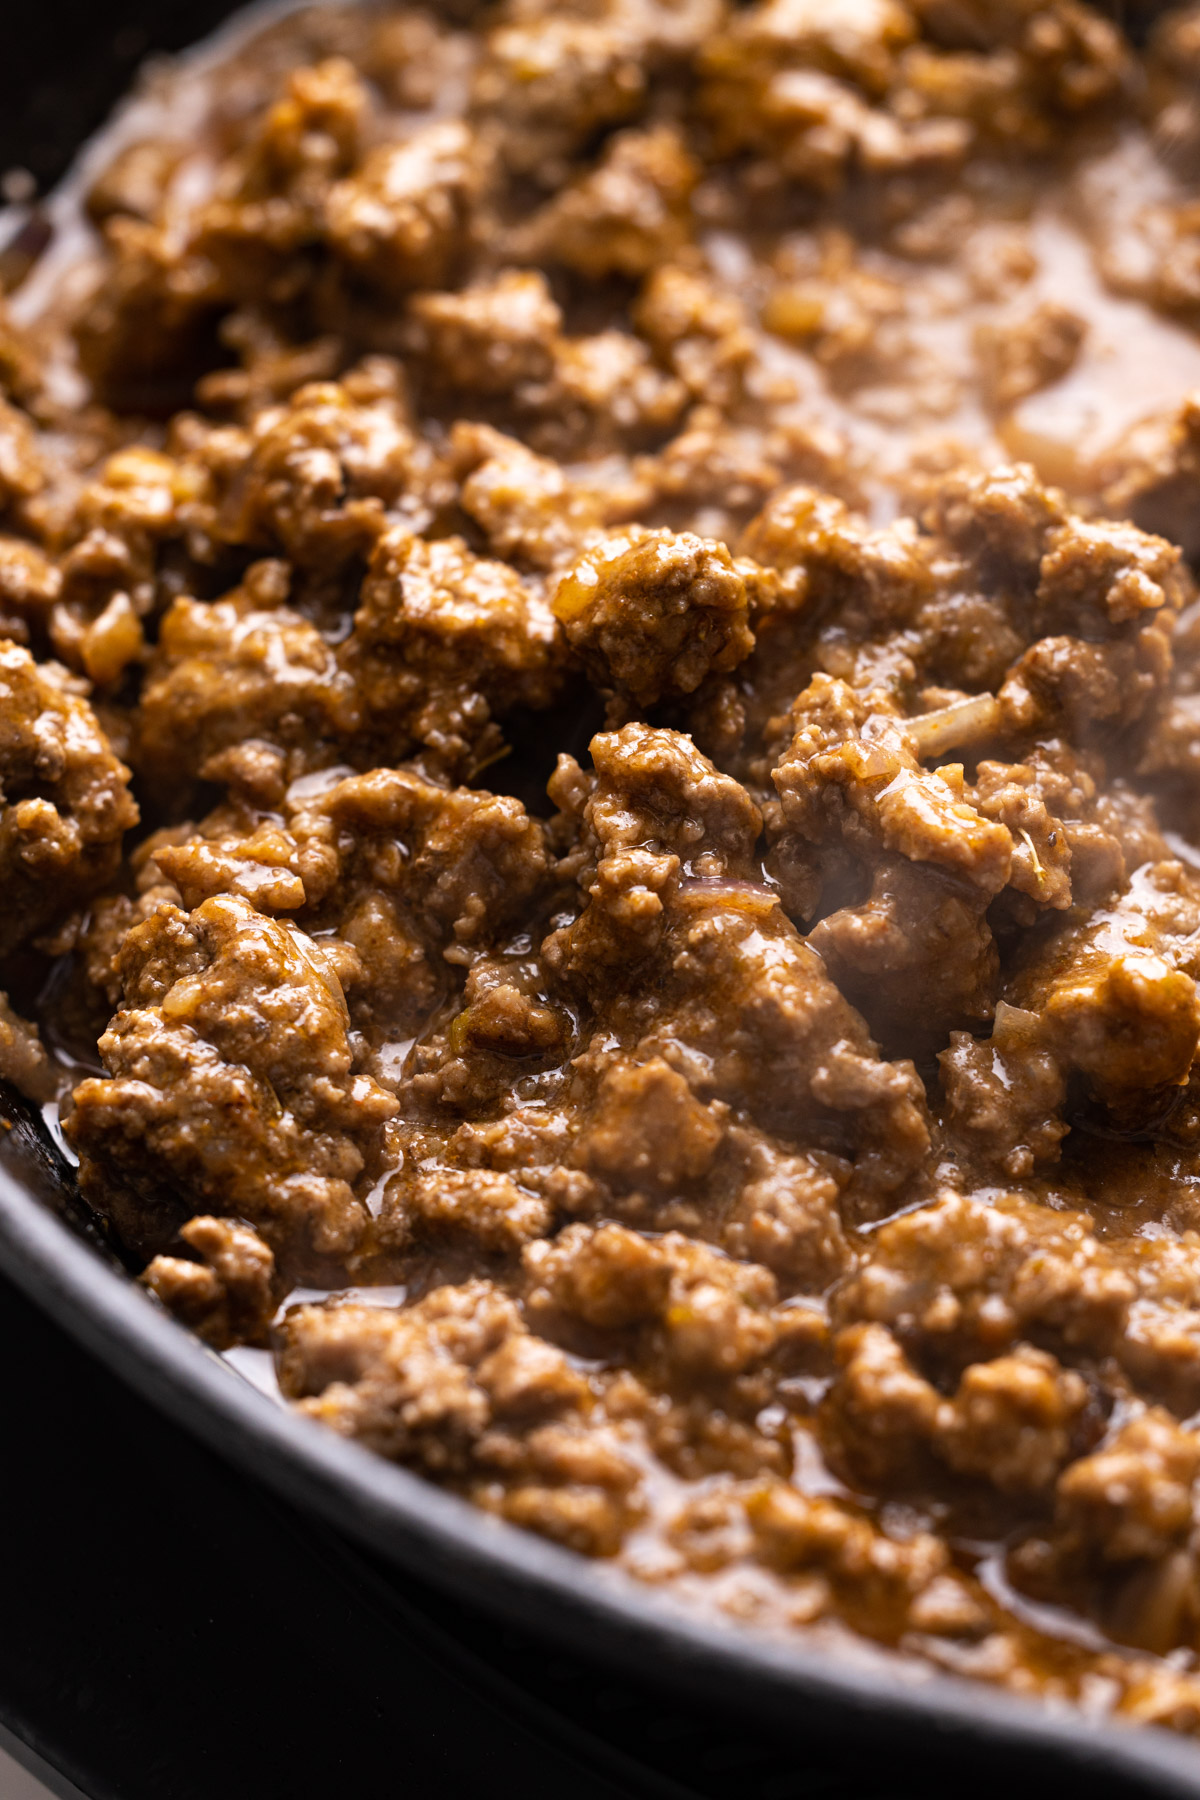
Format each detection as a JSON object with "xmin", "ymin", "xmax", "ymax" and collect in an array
[{"xmin": 3, "ymin": 0, "xmax": 237, "ymax": 195}]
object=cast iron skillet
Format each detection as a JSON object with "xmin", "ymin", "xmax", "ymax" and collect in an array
[
  {"xmin": 4, "ymin": 3, "xmax": 1200, "ymax": 1793},
  {"xmin": 8, "ymin": 1095, "xmax": 1200, "ymax": 1800}
]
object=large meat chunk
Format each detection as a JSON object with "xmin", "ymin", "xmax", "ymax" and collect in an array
[
  {"xmin": 741, "ymin": 481, "xmax": 931, "ymax": 621},
  {"xmin": 518, "ymin": 125, "xmax": 698, "ymax": 278},
  {"xmin": 824, "ymin": 1320, "xmax": 1096, "ymax": 1494},
  {"xmin": 277, "ymin": 1279, "xmax": 641, "ymax": 1554},
  {"xmin": 0, "ymin": 536, "xmax": 59, "ymax": 649},
  {"xmin": 552, "ymin": 529, "xmax": 756, "ymax": 707},
  {"xmin": 411, "ymin": 270, "xmax": 563, "ymax": 399},
  {"xmin": 139, "ymin": 524, "xmax": 566, "ymax": 792},
  {"xmin": 1102, "ymin": 393, "xmax": 1200, "ymax": 561},
  {"xmin": 0, "ymin": 398, "xmax": 45, "ymax": 520},
  {"xmin": 343, "ymin": 526, "xmax": 565, "ymax": 771},
  {"xmin": 698, "ymin": 0, "xmax": 967, "ymax": 190},
  {"xmin": 546, "ymin": 724, "xmax": 930, "ymax": 1201},
  {"xmin": 0, "ymin": 993, "xmax": 56, "ymax": 1103},
  {"xmin": 77, "ymin": 58, "xmax": 365, "ymax": 405},
  {"xmin": 67, "ymin": 894, "xmax": 398, "ymax": 1279},
  {"xmin": 324, "ymin": 120, "xmax": 485, "ymax": 296},
  {"xmin": 668, "ymin": 1475, "xmax": 986, "ymax": 1645},
  {"xmin": 412, "ymin": 269, "xmax": 687, "ymax": 455},
  {"xmin": 149, "ymin": 765, "xmax": 557, "ymax": 1040},
  {"xmin": 941, "ymin": 856, "xmax": 1200, "ymax": 1176},
  {"xmin": 136, "ymin": 565, "xmax": 358, "ymax": 796},
  {"xmin": 449, "ymin": 422, "xmax": 632, "ymax": 574},
  {"xmin": 0, "ymin": 642, "xmax": 137, "ymax": 954},
  {"xmin": 142, "ymin": 1216, "xmax": 279, "ymax": 1348},
  {"xmin": 773, "ymin": 674, "xmax": 1011, "ymax": 889},
  {"xmin": 928, "ymin": 467, "xmax": 1185, "ymax": 738},
  {"xmin": 525, "ymin": 1221, "xmax": 780, "ymax": 1383},
  {"xmin": 771, "ymin": 674, "xmax": 1009, "ymax": 1040},
  {"xmin": 1010, "ymin": 1410, "xmax": 1200, "ymax": 1656},
  {"xmin": 633, "ymin": 264, "xmax": 757, "ymax": 410},
  {"xmin": 471, "ymin": 17, "xmax": 648, "ymax": 178},
  {"xmin": 837, "ymin": 1189, "xmax": 1200, "ymax": 1411},
  {"xmin": 1006, "ymin": 860, "xmax": 1200, "ymax": 1101},
  {"xmin": 202, "ymin": 376, "xmax": 427, "ymax": 572}
]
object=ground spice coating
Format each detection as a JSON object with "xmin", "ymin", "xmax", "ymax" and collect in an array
[{"xmin": 10, "ymin": 0, "xmax": 1200, "ymax": 1731}]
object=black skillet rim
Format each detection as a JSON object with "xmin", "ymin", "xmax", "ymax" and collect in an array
[{"xmin": 3, "ymin": 1107, "xmax": 1200, "ymax": 1800}]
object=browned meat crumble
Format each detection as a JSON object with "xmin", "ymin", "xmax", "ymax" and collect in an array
[{"xmin": 11, "ymin": 0, "xmax": 1200, "ymax": 1732}]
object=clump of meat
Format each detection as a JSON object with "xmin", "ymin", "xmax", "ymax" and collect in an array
[
  {"xmin": 67, "ymin": 894, "xmax": 398, "ymax": 1280},
  {"xmin": 277, "ymin": 1279, "xmax": 642, "ymax": 1554},
  {"xmin": 138, "ymin": 522, "xmax": 565, "ymax": 794},
  {"xmin": 0, "ymin": 642, "xmax": 137, "ymax": 955}
]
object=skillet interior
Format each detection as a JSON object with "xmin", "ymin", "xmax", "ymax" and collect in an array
[
  {"xmin": 7, "ymin": 1079, "xmax": 1200, "ymax": 1798},
  {"xmin": 5, "ymin": 3, "xmax": 1200, "ymax": 1790}
]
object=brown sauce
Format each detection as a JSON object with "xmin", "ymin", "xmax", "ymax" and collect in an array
[{"xmin": 7, "ymin": 0, "xmax": 1200, "ymax": 1735}]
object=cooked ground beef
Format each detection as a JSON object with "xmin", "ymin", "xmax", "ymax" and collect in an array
[{"xmin": 9, "ymin": 0, "xmax": 1200, "ymax": 1733}]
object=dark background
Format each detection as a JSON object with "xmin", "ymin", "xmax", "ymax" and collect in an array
[{"xmin": 0, "ymin": 1, "xmax": 225, "ymax": 199}]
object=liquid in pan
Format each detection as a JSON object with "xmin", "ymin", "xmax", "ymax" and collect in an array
[{"xmin": 5, "ymin": 0, "xmax": 1200, "ymax": 1733}]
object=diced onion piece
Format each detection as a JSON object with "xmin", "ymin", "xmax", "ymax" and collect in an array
[{"xmin": 906, "ymin": 693, "xmax": 1001, "ymax": 760}]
